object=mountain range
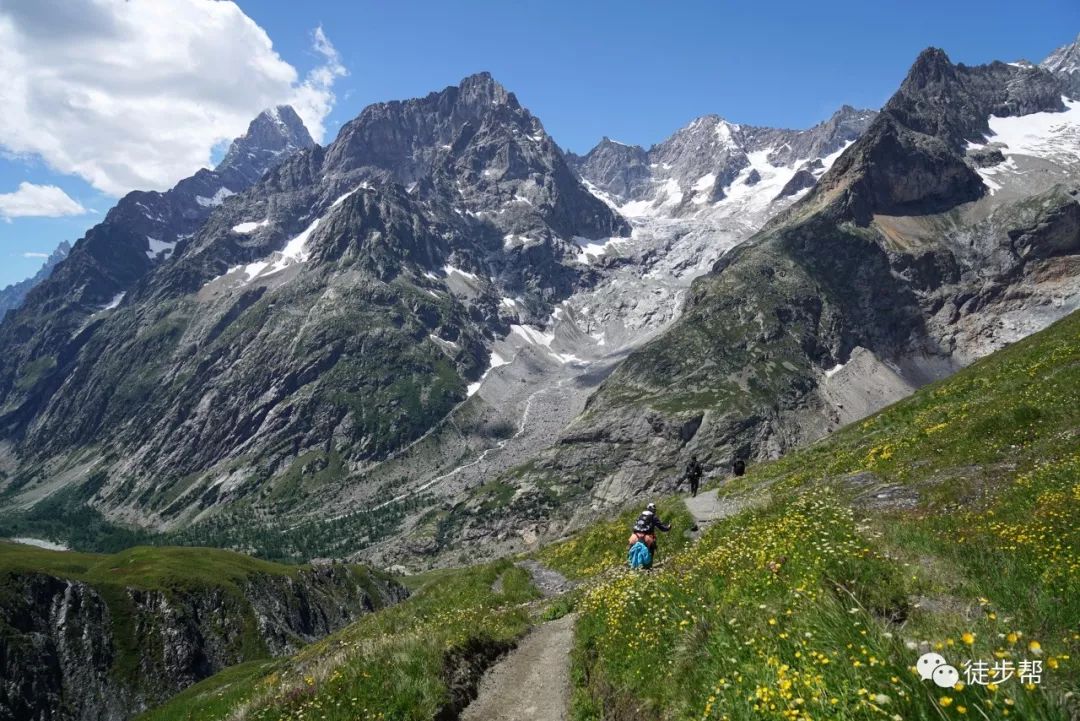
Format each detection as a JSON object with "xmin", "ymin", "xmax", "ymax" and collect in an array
[{"xmin": 1, "ymin": 35, "xmax": 1079, "ymax": 574}]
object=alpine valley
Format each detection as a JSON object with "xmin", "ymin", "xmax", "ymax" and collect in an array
[{"xmin": 2, "ymin": 34, "xmax": 1079, "ymax": 578}]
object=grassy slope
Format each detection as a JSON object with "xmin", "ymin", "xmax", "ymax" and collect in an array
[
  {"xmin": 571, "ymin": 310, "xmax": 1079, "ymax": 720},
  {"xmin": 0, "ymin": 542, "xmax": 297, "ymax": 588},
  {"xmin": 137, "ymin": 559, "xmax": 541, "ymax": 721},
  {"xmin": 539, "ymin": 500, "xmax": 696, "ymax": 580}
]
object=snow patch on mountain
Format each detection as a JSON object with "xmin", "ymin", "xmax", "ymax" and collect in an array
[
  {"xmin": 232, "ymin": 219, "xmax": 269, "ymax": 234},
  {"xmin": 984, "ymin": 97, "xmax": 1080, "ymax": 163},
  {"xmin": 621, "ymin": 178, "xmax": 684, "ymax": 218},
  {"xmin": 503, "ymin": 233, "xmax": 535, "ymax": 249},
  {"xmin": 692, "ymin": 172, "xmax": 716, "ymax": 193},
  {"xmin": 715, "ymin": 120, "xmax": 738, "ymax": 146},
  {"xmin": 574, "ymin": 235, "xmax": 629, "ymax": 264},
  {"xmin": 331, "ymin": 184, "xmax": 371, "ymax": 207},
  {"xmin": 101, "ymin": 292, "xmax": 125, "ymax": 311},
  {"xmin": 443, "ymin": 265, "xmax": 479, "ymax": 282},
  {"xmin": 145, "ymin": 236, "xmax": 177, "ymax": 260},
  {"xmin": 276, "ymin": 218, "xmax": 320, "ymax": 265},
  {"xmin": 467, "ymin": 348, "xmax": 511, "ymax": 396},
  {"xmin": 206, "ymin": 217, "xmax": 321, "ymax": 290},
  {"xmin": 824, "ymin": 362, "xmax": 846, "ymax": 378},
  {"xmin": 195, "ymin": 187, "xmax": 236, "ymax": 207}
]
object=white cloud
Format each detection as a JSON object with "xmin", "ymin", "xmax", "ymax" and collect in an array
[
  {"xmin": 0, "ymin": 1, "xmax": 348, "ymax": 197},
  {"xmin": 0, "ymin": 182, "xmax": 88, "ymax": 220},
  {"xmin": 22, "ymin": 252, "xmax": 50, "ymax": 259}
]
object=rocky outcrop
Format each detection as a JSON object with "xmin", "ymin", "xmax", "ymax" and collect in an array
[
  {"xmin": 1041, "ymin": 33, "xmax": 1080, "ymax": 100},
  {"xmin": 814, "ymin": 49, "xmax": 1064, "ymax": 224},
  {"xmin": 0, "ymin": 565, "xmax": 406, "ymax": 721}
]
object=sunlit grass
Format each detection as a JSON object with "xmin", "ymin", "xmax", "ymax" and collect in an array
[
  {"xmin": 539, "ymin": 499, "xmax": 695, "ymax": 580},
  {"xmin": 571, "ymin": 311, "xmax": 1080, "ymax": 720}
]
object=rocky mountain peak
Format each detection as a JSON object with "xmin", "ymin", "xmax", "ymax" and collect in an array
[
  {"xmin": 903, "ymin": 47, "xmax": 956, "ymax": 86},
  {"xmin": 455, "ymin": 71, "xmax": 521, "ymax": 111},
  {"xmin": 585, "ymin": 136, "xmax": 648, "ymax": 160},
  {"xmin": 1041, "ymin": 33, "xmax": 1080, "ymax": 98},
  {"xmin": 0, "ymin": 240, "xmax": 72, "ymax": 318},
  {"xmin": 217, "ymin": 105, "xmax": 315, "ymax": 184},
  {"xmin": 667, "ymin": 115, "xmax": 740, "ymax": 146},
  {"xmin": 324, "ymin": 72, "xmax": 537, "ymax": 178},
  {"xmin": 569, "ymin": 136, "xmax": 651, "ymax": 199},
  {"xmin": 830, "ymin": 104, "xmax": 875, "ymax": 124},
  {"xmin": 883, "ymin": 46, "xmax": 1064, "ymax": 150},
  {"xmin": 321, "ymin": 72, "xmax": 625, "ymax": 241}
]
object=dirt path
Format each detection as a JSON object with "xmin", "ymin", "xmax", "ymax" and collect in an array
[
  {"xmin": 460, "ymin": 612, "xmax": 577, "ymax": 721},
  {"xmin": 684, "ymin": 489, "xmax": 747, "ymax": 526},
  {"xmin": 459, "ymin": 496, "xmax": 738, "ymax": 721},
  {"xmin": 517, "ymin": 559, "xmax": 577, "ymax": 597}
]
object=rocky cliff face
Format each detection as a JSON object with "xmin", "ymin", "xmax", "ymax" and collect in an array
[
  {"xmin": 0, "ymin": 241, "xmax": 70, "ymax": 319},
  {"xmin": 0, "ymin": 563, "xmax": 406, "ymax": 721},
  {"xmin": 1042, "ymin": 33, "xmax": 1080, "ymax": 99}
]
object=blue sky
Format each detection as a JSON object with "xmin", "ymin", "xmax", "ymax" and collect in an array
[{"xmin": 1, "ymin": 0, "xmax": 1077, "ymax": 288}]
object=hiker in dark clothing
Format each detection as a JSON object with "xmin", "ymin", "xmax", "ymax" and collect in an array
[
  {"xmin": 733, "ymin": 457, "xmax": 746, "ymax": 477},
  {"xmin": 628, "ymin": 502, "xmax": 671, "ymax": 554},
  {"xmin": 684, "ymin": 455, "xmax": 704, "ymax": 497}
]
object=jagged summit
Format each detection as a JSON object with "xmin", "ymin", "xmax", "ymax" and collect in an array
[
  {"xmin": 320, "ymin": 71, "xmax": 625, "ymax": 240},
  {"xmin": 803, "ymin": 45, "xmax": 1070, "ymax": 225},
  {"xmin": 327, "ymin": 71, "xmax": 539, "ymax": 176},
  {"xmin": 217, "ymin": 104, "xmax": 315, "ymax": 185},
  {"xmin": 885, "ymin": 46, "xmax": 1065, "ymax": 149},
  {"xmin": 572, "ymin": 102, "xmax": 878, "ymax": 217},
  {"xmin": 1041, "ymin": 32, "xmax": 1080, "ymax": 98},
  {"xmin": 0, "ymin": 240, "xmax": 71, "ymax": 318},
  {"xmin": 455, "ymin": 70, "xmax": 521, "ymax": 109}
]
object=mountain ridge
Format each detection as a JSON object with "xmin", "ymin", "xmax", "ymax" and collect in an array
[
  {"xmin": 569, "ymin": 103, "xmax": 878, "ymax": 217},
  {"xmin": 0, "ymin": 240, "xmax": 71, "ymax": 319},
  {"xmin": 1, "ymin": 42, "xmax": 1079, "ymax": 573},
  {"xmin": 0, "ymin": 73, "xmax": 630, "ymax": 541},
  {"xmin": 415, "ymin": 44, "xmax": 1080, "ymax": 567}
]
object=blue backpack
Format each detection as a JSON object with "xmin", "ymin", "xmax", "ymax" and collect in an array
[{"xmin": 628, "ymin": 540, "xmax": 652, "ymax": 569}]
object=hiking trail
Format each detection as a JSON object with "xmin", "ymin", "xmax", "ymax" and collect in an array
[
  {"xmin": 517, "ymin": 559, "xmax": 577, "ymax": 597},
  {"xmin": 684, "ymin": 488, "xmax": 745, "ymax": 527},
  {"xmin": 459, "ymin": 493, "xmax": 739, "ymax": 720},
  {"xmin": 461, "ymin": 561, "xmax": 577, "ymax": 721},
  {"xmin": 460, "ymin": 612, "xmax": 576, "ymax": 721}
]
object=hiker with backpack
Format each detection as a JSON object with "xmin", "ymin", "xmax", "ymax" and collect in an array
[
  {"xmin": 683, "ymin": 455, "xmax": 704, "ymax": 497},
  {"xmin": 627, "ymin": 502, "xmax": 671, "ymax": 569}
]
